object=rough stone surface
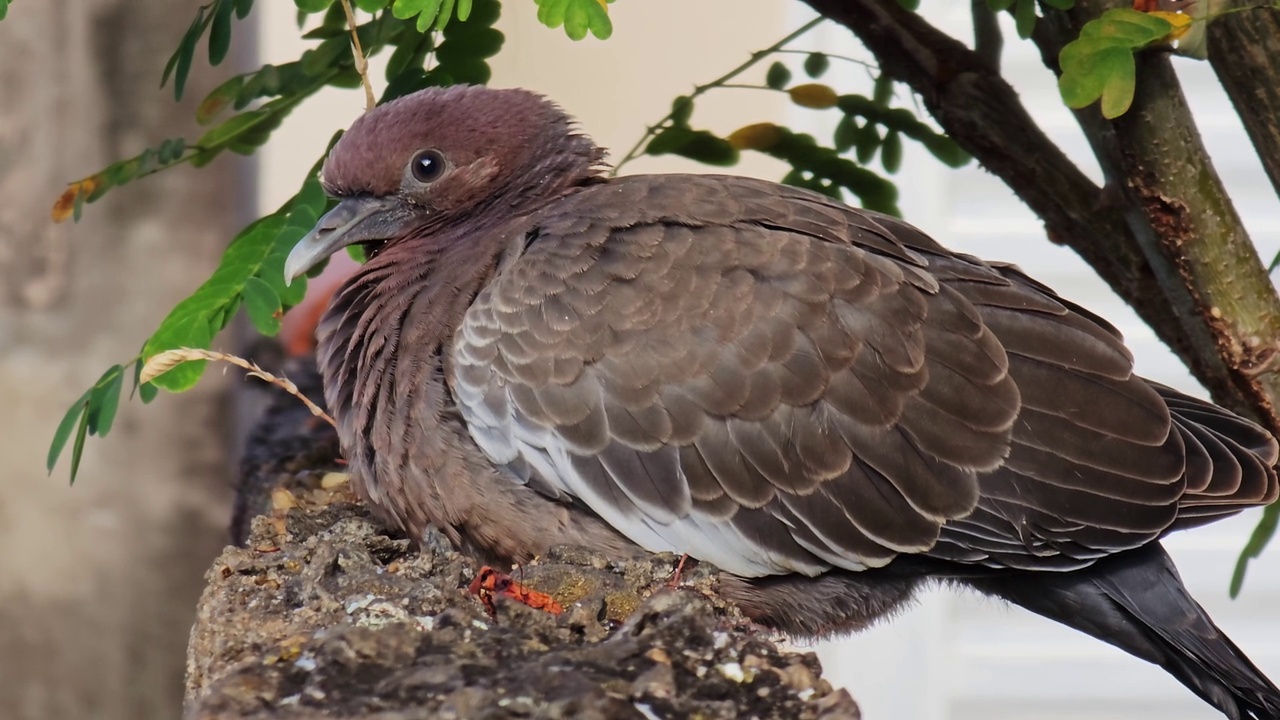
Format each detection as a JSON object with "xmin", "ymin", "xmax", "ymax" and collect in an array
[{"xmin": 187, "ymin": 378, "xmax": 859, "ymax": 720}]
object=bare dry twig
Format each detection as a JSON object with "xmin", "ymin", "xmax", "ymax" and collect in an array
[
  {"xmin": 142, "ymin": 348, "xmax": 336, "ymax": 428},
  {"xmin": 339, "ymin": 0, "xmax": 376, "ymax": 111}
]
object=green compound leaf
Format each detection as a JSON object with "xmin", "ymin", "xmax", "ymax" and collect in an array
[
  {"xmin": 535, "ymin": 0, "xmax": 614, "ymax": 40},
  {"xmin": 1058, "ymin": 9, "xmax": 1172, "ymax": 119}
]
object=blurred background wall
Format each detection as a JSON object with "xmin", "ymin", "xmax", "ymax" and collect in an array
[
  {"xmin": 0, "ymin": 1, "xmax": 247, "ymax": 718},
  {"xmin": 2, "ymin": 2, "xmax": 1277, "ymax": 719}
]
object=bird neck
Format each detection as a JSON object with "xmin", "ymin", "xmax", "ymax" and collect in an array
[{"xmin": 314, "ymin": 226, "xmax": 513, "ymax": 538}]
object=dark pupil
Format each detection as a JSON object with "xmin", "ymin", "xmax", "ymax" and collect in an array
[{"xmin": 414, "ymin": 152, "xmax": 441, "ymax": 182}]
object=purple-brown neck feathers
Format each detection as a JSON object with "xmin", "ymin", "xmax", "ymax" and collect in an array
[{"xmin": 313, "ymin": 86, "xmax": 610, "ymax": 549}]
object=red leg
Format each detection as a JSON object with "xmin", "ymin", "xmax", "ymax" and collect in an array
[{"xmin": 469, "ymin": 565, "xmax": 564, "ymax": 618}]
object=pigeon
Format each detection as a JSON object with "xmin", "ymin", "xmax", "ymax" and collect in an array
[{"xmin": 284, "ymin": 85, "xmax": 1280, "ymax": 719}]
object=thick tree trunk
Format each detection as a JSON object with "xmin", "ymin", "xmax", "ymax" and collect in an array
[{"xmin": 0, "ymin": 3, "xmax": 247, "ymax": 718}]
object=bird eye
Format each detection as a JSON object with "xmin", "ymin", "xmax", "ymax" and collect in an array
[{"xmin": 410, "ymin": 149, "xmax": 446, "ymax": 184}]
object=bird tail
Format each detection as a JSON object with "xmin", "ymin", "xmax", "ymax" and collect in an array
[{"xmin": 966, "ymin": 542, "xmax": 1280, "ymax": 720}]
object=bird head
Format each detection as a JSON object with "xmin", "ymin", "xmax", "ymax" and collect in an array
[{"xmin": 284, "ymin": 85, "xmax": 605, "ymax": 283}]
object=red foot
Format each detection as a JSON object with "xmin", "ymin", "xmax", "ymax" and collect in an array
[
  {"xmin": 469, "ymin": 566, "xmax": 564, "ymax": 618},
  {"xmin": 667, "ymin": 553, "xmax": 695, "ymax": 589}
]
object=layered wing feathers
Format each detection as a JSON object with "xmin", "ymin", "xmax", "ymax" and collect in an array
[{"xmin": 450, "ymin": 174, "xmax": 1278, "ymax": 577}]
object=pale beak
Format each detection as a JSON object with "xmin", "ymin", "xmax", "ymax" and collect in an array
[{"xmin": 284, "ymin": 196, "xmax": 411, "ymax": 285}]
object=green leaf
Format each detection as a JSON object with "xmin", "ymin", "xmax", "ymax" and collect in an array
[
  {"xmin": 142, "ymin": 209, "xmax": 289, "ymax": 391},
  {"xmin": 436, "ymin": 0, "xmax": 456, "ymax": 30},
  {"xmin": 302, "ymin": 36, "xmax": 352, "ymax": 76},
  {"xmin": 1059, "ymin": 42, "xmax": 1136, "ymax": 117},
  {"xmin": 1056, "ymin": 8, "xmax": 1172, "ymax": 118},
  {"xmin": 895, "ymin": 0, "xmax": 920, "ymax": 9},
  {"xmin": 69, "ymin": 405, "xmax": 90, "ymax": 485},
  {"xmin": 881, "ymin": 130, "xmax": 903, "ymax": 173},
  {"xmin": 0, "ymin": 0, "xmax": 9, "ymax": 21},
  {"xmin": 673, "ymin": 133, "xmax": 739, "ymax": 166},
  {"xmin": 765, "ymin": 61, "xmax": 791, "ymax": 90},
  {"xmin": 803, "ymin": 52, "xmax": 829, "ymax": 78},
  {"xmin": 562, "ymin": 0, "xmax": 590, "ymax": 39},
  {"xmin": 158, "ymin": 138, "xmax": 185, "ymax": 164},
  {"xmin": 837, "ymin": 93, "xmax": 874, "ymax": 117},
  {"xmin": 645, "ymin": 127, "xmax": 737, "ymax": 166},
  {"xmin": 86, "ymin": 365, "xmax": 125, "ymax": 437},
  {"xmin": 1079, "ymin": 8, "xmax": 1171, "ymax": 44},
  {"xmin": 766, "ymin": 130, "xmax": 899, "ymax": 215},
  {"xmin": 834, "ymin": 115, "xmax": 857, "ymax": 154},
  {"xmin": 854, "ymin": 123, "xmax": 880, "ymax": 165},
  {"xmin": 646, "ymin": 126, "xmax": 695, "ymax": 156},
  {"xmin": 209, "ymin": 0, "xmax": 236, "ymax": 66},
  {"xmin": 1231, "ymin": 503, "xmax": 1279, "ymax": 597},
  {"xmin": 1042, "ymin": 0, "xmax": 1075, "ymax": 9},
  {"xmin": 139, "ymin": 157, "xmax": 330, "ymax": 392},
  {"xmin": 457, "ymin": 0, "xmax": 472, "ymax": 20},
  {"xmin": 355, "ymin": 0, "xmax": 389, "ymax": 9},
  {"xmin": 242, "ymin": 277, "xmax": 283, "ymax": 335},
  {"xmin": 535, "ymin": 0, "xmax": 612, "ymax": 40},
  {"xmin": 234, "ymin": 0, "xmax": 255, "ymax": 19},
  {"xmin": 197, "ymin": 76, "xmax": 245, "ymax": 125},
  {"xmin": 1014, "ymin": 0, "xmax": 1036, "ymax": 40},
  {"xmin": 986, "ymin": 0, "xmax": 1015, "ymax": 10},
  {"xmin": 295, "ymin": 0, "xmax": 334, "ymax": 12},
  {"xmin": 920, "ymin": 134, "xmax": 971, "ymax": 167},
  {"xmin": 1097, "ymin": 49, "xmax": 1136, "ymax": 118},
  {"xmin": 47, "ymin": 391, "xmax": 91, "ymax": 474},
  {"xmin": 130, "ymin": 356, "xmax": 159, "ymax": 405},
  {"xmin": 387, "ymin": 31, "xmax": 436, "ymax": 79},
  {"xmin": 393, "ymin": 0, "xmax": 440, "ymax": 20},
  {"xmin": 417, "ymin": 0, "xmax": 445, "ymax": 30},
  {"xmin": 163, "ymin": 7, "xmax": 212, "ymax": 101},
  {"xmin": 536, "ymin": 0, "xmax": 569, "ymax": 28},
  {"xmin": 670, "ymin": 96, "xmax": 694, "ymax": 127},
  {"xmin": 193, "ymin": 98, "xmax": 298, "ymax": 167}
]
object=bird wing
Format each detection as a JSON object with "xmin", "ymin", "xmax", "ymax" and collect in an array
[{"xmin": 450, "ymin": 174, "xmax": 1275, "ymax": 577}]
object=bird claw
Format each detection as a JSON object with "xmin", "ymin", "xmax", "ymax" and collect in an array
[
  {"xmin": 666, "ymin": 553, "xmax": 696, "ymax": 589},
  {"xmin": 468, "ymin": 565, "xmax": 564, "ymax": 618}
]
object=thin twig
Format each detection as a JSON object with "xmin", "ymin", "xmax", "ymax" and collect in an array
[
  {"xmin": 142, "ymin": 348, "xmax": 337, "ymax": 428},
  {"xmin": 610, "ymin": 17, "xmax": 824, "ymax": 176},
  {"xmin": 771, "ymin": 48, "xmax": 878, "ymax": 70},
  {"xmin": 339, "ymin": 0, "xmax": 376, "ymax": 111}
]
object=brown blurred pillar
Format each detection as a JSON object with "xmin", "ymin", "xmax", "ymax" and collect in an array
[{"xmin": 0, "ymin": 2, "xmax": 247, "ymax": 718}]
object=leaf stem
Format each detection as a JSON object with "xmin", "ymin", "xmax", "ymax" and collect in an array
[
  {"xmin": 771, "ymin": 48, "xmax": 878, "ymax": 70},
  {"xmin": 339, "ymin": 0, "xmax": 376, "ymax": 111},
  {"xmin": 610, "ymin": 16, "xmax": 824, "ymax": 176}
]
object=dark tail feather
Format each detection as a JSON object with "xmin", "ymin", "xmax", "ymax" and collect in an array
[{"xmin": 965, "ymin": 543, "xmax": 1280, "ymax": 720}]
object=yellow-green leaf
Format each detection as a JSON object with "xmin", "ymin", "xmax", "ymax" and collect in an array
[{"xmin": 788, "ymin": 83, "xmax": 839, "ymax": 109}]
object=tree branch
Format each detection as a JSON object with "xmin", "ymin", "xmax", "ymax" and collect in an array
[
  {"xmin": 800, "ymin": 0, "xmax": 1280, "ymax": 431},
  {"xmin": 796, "ymin": 0, "xmax": 1199, "ymax": 392},
  {"xmin": 1207, "ymin": 3, "xmax": 1280, "ymax": 206},
  {"xmin": 1032, "ymin": 0, "xmax": 1280, "ymax": 430},
  {"xmin": 972, "ymin": 0, "xmax": 1004, "ymax": 71}
]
